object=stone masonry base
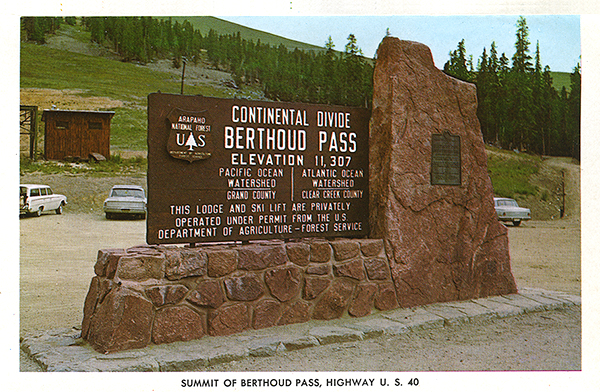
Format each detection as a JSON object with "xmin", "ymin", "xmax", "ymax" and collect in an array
[
  {"xmin": 24, "ymin": 288, "xmax": 581, "ymax": 371},
  {"xmin": 82, "ymin": 238, "xmax": 399, "ymax": 353}
]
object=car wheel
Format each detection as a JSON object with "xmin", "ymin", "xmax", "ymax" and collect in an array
[
  {"xmin": 513, "ymin": 220, "xmax": 522, "ymax": 227},
  {"xmin": 34, "ymin": 208, "xmax": 42, "ymax": 217},
  {"xmin": 55, "ymin": 204, "xmax": 63, "ymax": 215},
  {"xmin": 105, "ymin": 212, "xmax": 113, "ymax": 220}
]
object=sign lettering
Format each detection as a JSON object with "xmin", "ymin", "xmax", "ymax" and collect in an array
[{"xmin": 147, "ymin": 93, "xmax": 370, "ymax": 244}]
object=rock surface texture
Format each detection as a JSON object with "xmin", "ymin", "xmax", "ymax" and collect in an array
[
  {"xmin": 83, "ymin": 239, "xmax": 394, "ymax": 353},
  {"xmin": 369, "ymin": 37, "xmax": 517, "ymax": 307}
]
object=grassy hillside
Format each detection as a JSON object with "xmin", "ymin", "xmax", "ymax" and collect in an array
[
  {"xmin": 487, "ymin": 147, "xmax": 541, "ymax": 198},
  {"xmin": 550, "ymin": 71, "xmax": 572, "ymax": 93},
  {"xmin": 486, "ymin": 147, "xmax": 579, "ymax": 221},
  {"xmin": 20, "ymin": 43, "xmax": 220, "ymax": 103},
  {"xmin": 166, "ymin": 16, "xmax": 326, "ymax": 53},
  {"xmin": 20, "ymin": 36, "xmax": 249, "ymax": 151}
]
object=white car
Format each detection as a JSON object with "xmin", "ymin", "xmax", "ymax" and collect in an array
[
  {"xmin": 494, "ymin": 197, "xmax": 531, "ymax": 226},
  {"xmin": 103, "ymin": 185, "xmax": 147, "ymax": 220},
  {"xmin": 20, "ymin": 184, "xmax": 67, "ymax": 217}
]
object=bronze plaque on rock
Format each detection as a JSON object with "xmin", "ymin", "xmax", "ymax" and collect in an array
[
  {"xmin": 147, "ymin": 93, "xmax": 370, "ymax": 245},
  {"xmin": 431, "ymin": 132, "xmax": 461, "ymax": 186}
]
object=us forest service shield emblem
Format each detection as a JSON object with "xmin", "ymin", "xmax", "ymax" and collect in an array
[{"xmin": 166, "ymin": 108, "xmax": 212, "ymax": 162}]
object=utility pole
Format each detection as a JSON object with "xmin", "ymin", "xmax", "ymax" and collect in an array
[
  {"xmin": 180, "ymin": 55, "xmax": 195, "ymax": 95},
  {"xmin": 180, "ymin": 57, "xmax": 187, "ymax": 95},
  {"xmin": 560, "ymin": 169, "xmax": 566, "ymax": 218}
]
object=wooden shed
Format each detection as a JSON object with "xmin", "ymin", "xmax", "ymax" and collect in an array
[{"xmin": 42, "ymin": 109, "xmax": 115, "ymax": 160}]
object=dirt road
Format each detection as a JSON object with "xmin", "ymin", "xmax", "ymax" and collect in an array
[{"xmin": 19, "ymin": 213, "xmax": 146, "ymax": 335}]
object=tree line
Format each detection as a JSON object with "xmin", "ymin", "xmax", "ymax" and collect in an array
[
  {"xmin": 443, "ymin": 16, "xmax": 580, "ymax": 159},
  {"xmin": 201, "ymin": 29, "xmax": 373, "ymax": 107},
  {"xmin": 32, "ymin": 16, "xmax": 372, "ymax": 109},
  {"xmin": 22, "ymin": 16, "xmax": 580, "ymax": 159},
  {"xmin": 21, "ymin": 17, "xmax": 76, "ymax": 43}
]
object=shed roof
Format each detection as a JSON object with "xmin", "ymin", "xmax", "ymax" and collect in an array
[{"xmin": 41, "ymin": 109, "xmax": 115, "ymax": 120}]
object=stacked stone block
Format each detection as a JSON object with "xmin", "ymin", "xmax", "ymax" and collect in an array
[{"xmin": 82, "ymin": 239, "xmax": 398, "ymax": 353}]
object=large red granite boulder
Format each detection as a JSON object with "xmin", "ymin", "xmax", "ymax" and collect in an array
[
  {"xmin": 312, "ymin": 279, "xmax": 354, "ymax": 320},
  {"xmin": 152, "ymin": 305, "xmax": 205, "ymax": 344},
  {"xmin": 369, "ymin": 37, "xmax": 517, "ymax": 307},
  {"xmin": 265, "ymin": 265, "xmax": 302, "ymax": 302},
  {"xmin": 85, "ymin": 286, "xmax": 155, "ymax": 353}
]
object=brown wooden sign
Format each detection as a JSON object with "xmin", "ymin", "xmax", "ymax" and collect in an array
[{"xmin": 147, "ymin": 93, "xmax": 370, "ymax": 245}]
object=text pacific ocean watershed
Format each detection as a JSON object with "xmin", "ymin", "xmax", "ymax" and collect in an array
[{"xmin": 157, "ymin": 162, "xmax": 365, "ymax": 242}]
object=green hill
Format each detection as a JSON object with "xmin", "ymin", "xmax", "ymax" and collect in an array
[
  {"xmin": 20, "ymin": 40, "xmax": 236, "ymax": 151},
  {"xmin": 20, "ymin": 43, "xmax": 217, "ymax": 101},
  {"xmin": 550, "ymin": 71, "xmax": 572, "ymax": 93},
  {"xmin": 165, "ymin": 16, "xmax": 326, "ymax": 53},
  {"xmin": 19, "ymin": 17, "xmax": 345, "ymax": 152}
]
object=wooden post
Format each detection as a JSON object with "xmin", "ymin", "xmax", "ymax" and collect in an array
[
  {"xmin": 560, "ymin": 170, "xmax": 566, "ymax": 218},
  {"xmin": 180, "ymin": 59, "xmax": 186, "ymax": 95}
]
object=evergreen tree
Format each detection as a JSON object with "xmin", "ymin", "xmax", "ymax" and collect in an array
[
  {"xmin": 531, "ymin": 41, "xmax": 545, "ymax": 153},
  {"xmin": 341, "ymin": 34, "xmax": 367, "ymax": 106},
  {"xmin": 443, "ymin": 39, "xmax": 472, "ymax": 82},
  {"xmin": 506, "ymin": 16, "xmax": 535, "ymax": 151},
  {"xmin": 512, "ymin": 16, "xmax": 534, "ymax": 74},
  {"xmin": 567, "ymin": 63, "xmax": 581, "ymax": 159},
  {"xmin": 325, "ymin": 36, "xmax": 335, "ymax": 51},
  {"xmin": 541, "ymin": 65, "xmax": 558, "ymax": 155},
  {"xmin": 322, "ymin": 36, "xmax": 340, "ymax": 104}
]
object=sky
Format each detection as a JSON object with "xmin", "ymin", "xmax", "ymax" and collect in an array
[{"xmin": 220, "ymin": 15, "xmax": 581, "ymax": 73}]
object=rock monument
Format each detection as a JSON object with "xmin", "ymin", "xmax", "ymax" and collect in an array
[
  {"xmin": 81, "ymin": 37, "xmax": 517, "ymax": 353},
  {"xmin": 369, "ymin": 37, "xmax": 517, "ymax": 307}
]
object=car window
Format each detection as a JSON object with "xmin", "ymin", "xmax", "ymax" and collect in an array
[
  {"xmin": 30, "ymin": 188, "xmax": 40, "ymax": 197},
  {"xmin": 111, "ymin": 189, "xmax": 145, "ymax": 198},
  {"xmin": 40, "ymin": 188, "xmax": 47, "ymax": 196},
  {"xmin": 46, "ymin": 188, "xmax": 53, "ymax": 195}
]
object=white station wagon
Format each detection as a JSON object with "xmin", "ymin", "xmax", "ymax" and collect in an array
[
  {"xmin": 103, "ymin": 185, "xmax": 147, "ymax": 220},
  {"xmin": 494, "ymin": 197, "xmax": 531, "ymax": 226},
  {"xmin": 20, "ymin": 184, "xmax": 67, "ymax": 217}
]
